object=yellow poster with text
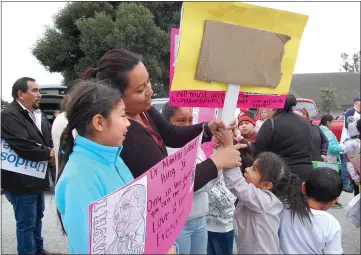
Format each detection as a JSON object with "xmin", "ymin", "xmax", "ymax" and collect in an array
[{"xmin": 171, "ymin": 2, "xmax": 309, "ymax": 94}]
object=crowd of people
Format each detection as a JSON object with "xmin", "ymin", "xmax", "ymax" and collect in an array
[{"xmin": 1, "ymin": 48, "xmax": 360, "ymax": 255}]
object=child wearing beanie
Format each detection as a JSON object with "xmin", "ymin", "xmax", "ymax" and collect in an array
[{"xmin": 237, "ymin": 111, "xmax": 257, "ymax": 143}]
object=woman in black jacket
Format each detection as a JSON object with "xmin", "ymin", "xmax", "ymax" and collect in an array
[
  {"xmin": 294, "ymin": 108, "xmax": 329, "ymax": 162},
  {"xmin": 81, "ymin": 49, "xmax": 241, "ymax": 192},
  {"xmin": 252, "ymin": 95, "xmax": 314, "ymax": 181}
]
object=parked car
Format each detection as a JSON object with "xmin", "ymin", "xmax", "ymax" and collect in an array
[
  {"xmin": 335, "ymin": 112, "xmax": 345, "ymax": 120},
  {"xmin": 151, "ymin": 98, "xmax": 169, "ymax": 113},
  {"xmin": 39, "ymin": 84, "xmax": 66, "ymax": 125}
]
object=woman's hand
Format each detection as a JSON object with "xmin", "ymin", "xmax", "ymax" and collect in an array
[
  {"xmin": 167, "ymin": 245, "xmax": 177, "ymax": 254},
  {"xmin": 211, "ymin": 143, "xmax": 247, "ymax": 170},
  {"xmin": 215, "ymin": 129, "xmax": 234, "ymax": 147},
  {"xmin": 208, "ymin": 119, "xmax": 237, "ymax": 136}
]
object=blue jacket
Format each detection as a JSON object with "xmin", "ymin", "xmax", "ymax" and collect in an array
[
  {"xmin": 320, "ymin": 125, "xmax": 343, "ymax": 154},
  {"xmin": 55, "ymin": 135, "xmax": 134, "ymax": 254}
]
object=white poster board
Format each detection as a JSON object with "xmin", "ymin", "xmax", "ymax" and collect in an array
[{"xmin": 1, "ymin": 139, "xmax": 48, "ymax": 179}]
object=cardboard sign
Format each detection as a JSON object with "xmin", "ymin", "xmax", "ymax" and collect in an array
[
  {"xmin": 196, "ymin": 20, "xmax": 291, "ymax": 87},
  {"xmin": 171, "ymin": 2, "xmax": 308, "ymax": 95},
  {"xmin": 169, "ymin": 26, "xmax": 287, "ymax": 108},
  {"xmin": 1, "ymin": 139, "xmax": 48, "ymax": 179},
  {"xmin": 89, "ymin": 134, "xmax": 202, "ymax": 254}
]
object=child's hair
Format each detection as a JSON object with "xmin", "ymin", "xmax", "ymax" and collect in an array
[
  {"xmin": 255, "ymin": 152, "xmax": 311, "ymax": 224},
  {"xmin": 56, "ymin": 79, "xmax": 123, "ymax": 233},
  {"xmin": 305, "ymin": 167, "xmax": 343, "ymax": 203},
  {"xmin": 238, "ymin": 139, "xmax": 254, "ymax": 172},
  {"xmin": 162, "ymin": 102, "xmax": 179, "ymax": 121},
  {"xmin": 320, "ymin": 114, "xmax": 334, "ymax": 126}
]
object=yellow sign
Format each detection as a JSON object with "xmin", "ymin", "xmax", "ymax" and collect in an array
[{"xmin": 172, "ymin": 2, "xmax": 309, "ymax": 94}]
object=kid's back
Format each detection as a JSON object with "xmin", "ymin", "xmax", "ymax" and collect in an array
[{"xmin": 279, "ymin": 167, "xmax": 343, "ymax": 254}]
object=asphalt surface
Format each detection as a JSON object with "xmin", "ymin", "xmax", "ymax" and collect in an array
[{"xmin": 1, "ymin": 192, "xmax": 360, "ymax": 254}]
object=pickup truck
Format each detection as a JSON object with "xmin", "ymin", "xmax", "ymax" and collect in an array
[{"xmin": 250, "ymin": 98, "xmax": 344, "ymax": 141}]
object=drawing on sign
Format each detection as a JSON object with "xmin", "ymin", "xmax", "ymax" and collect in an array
[
  {"xmin": 90, "ymin": 176, "xmax": 147, "ymax": 255},
  {"xmin": 106, "ymin": 184, "xmax": 147, "ymax": 254}
]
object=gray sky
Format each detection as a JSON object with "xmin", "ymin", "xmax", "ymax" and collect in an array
[{"xmin": 1, "ymin": 1, "xmax": 360, "ymax": 102}]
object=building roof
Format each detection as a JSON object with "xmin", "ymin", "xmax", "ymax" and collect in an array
[{"xmin": 290, "ymin": 72, "xmax": 360, "ymax": 108}]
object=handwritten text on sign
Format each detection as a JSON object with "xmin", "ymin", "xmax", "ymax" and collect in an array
[
  {"xmin": 1, "ymin": 139, "xmax": 47, "ymax": 179},
  {"xmin": 89, "ymin": 134, "xmax": 201, "ymax": 254},
  {"xmin": 170, "ymin": 90, "xmax": 287, "ymax": 109}
]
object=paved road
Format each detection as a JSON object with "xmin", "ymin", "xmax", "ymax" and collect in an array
[{"xmin": 1, "ymin": 192, "xmax": 360, "ymax": 254}]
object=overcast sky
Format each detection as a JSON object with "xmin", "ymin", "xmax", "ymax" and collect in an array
[{"xmin": 1, "ymin": 1, "xmax": 360, "ymax": 101}]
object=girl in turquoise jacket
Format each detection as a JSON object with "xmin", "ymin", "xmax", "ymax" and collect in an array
[
  {"xmin": 55, "ymin": 80, "xmax": 134, "ymax": 254},
  {"xmin": 319, "ymin": 114, "xmax": 343, "ymax": 164}
]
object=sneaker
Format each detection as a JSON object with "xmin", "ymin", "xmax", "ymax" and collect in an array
[
  {"xmin": 343, "ymin": 185, "xmax": 354, "ymax": 193},
  {"xmin": 332, "ymin": 201, "xmax": 343, "ymax": 208}
]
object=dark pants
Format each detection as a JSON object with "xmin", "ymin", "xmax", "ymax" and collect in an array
[
  {"xmin": 353, "ymin": 181, "xmax": 360, "ymax": 196},
  {"xmin": 207, "ymin": 230, "xmax": 234, "ymax": 255},
  {"xmin": 4, "ymin": 191, "xmax": 45, "ymax": 254},
  {"xmin": 340, "ymin": 154, "xmax": 353, "ymax": 189}
]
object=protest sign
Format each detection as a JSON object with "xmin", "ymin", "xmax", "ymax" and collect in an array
[
  {"xmin": 88, "ymin": 134, "xmax": 202, "ymax": 254},
  {"xmin": 1, "ymin": 139, "xmax": 47, "ymax": 179},
  {"xmin": 193, "ymin": 107, "xmax": 216, "ymax": 158},
  {"xmin": 170, "ymin": 2, "xmax": 308, "ymax": 109},
  {"xmin": 170, "ymin": 90, "xmax": 287, "ymax": 109}
]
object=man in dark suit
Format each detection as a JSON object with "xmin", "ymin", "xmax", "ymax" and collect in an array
[{"xmin": 1, "ymin": 77, "xmax": 54, "ymax": 255}]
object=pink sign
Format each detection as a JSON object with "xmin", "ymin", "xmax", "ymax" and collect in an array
[
  {"xmin": 197, "ymin": 108, "xmax": 216, "ymax": 158},
  {"xmin": 170, "ymin": 90, "xmax": 287, "ymax": 109},
  {"xmin": 170, "ymin": 28, "xmax": 180, "ymax": 89},
  {"xmin": 88, "ymin": 134, "xmax": 202, "ymax": 254}
]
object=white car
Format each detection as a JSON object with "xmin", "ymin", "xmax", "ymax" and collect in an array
[{"xmin": 151, "ymin": 98, "xmax": 169, "ymax": 113}]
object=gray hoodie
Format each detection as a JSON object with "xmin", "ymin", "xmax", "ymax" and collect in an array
[{"xmin": 223, "ymin": 167, "xmax": 283, "ymax": 254}]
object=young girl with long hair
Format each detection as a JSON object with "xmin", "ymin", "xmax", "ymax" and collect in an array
[
  {"xmin": 55, "ymin": 80, "xmax": 134, "ymax": 253},
  {"xmin": 216, "ymin": 130, "xmax": 311, "ymax": 254},
  {"xmin": 161, "ymin": 103, "xmax": 244, "ymax": 254}
]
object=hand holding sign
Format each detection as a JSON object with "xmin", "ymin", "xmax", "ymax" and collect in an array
[
  {"xmin": 208, "ymin": 119, "xmax": 237, "ymax": 135},
  {"xmin": 210, "ymin": 143, "xmax": 243, "ymax": 170},
  {"xmin": 167, "ymin": 245, "xmax": 177, "ymax": 254}
]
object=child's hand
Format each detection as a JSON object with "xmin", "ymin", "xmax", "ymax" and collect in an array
[{"xmin": 167, "ymin": 245, "xmax": 177, "ymax": 254}]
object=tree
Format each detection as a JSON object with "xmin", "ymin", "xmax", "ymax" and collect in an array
[
  {"xmin": 340, "ymin": 50, "xmax": 360, "ymax": 72},
  {"xmin": 318, "ymin": 84, "xmax": 338, "ymax": 114},
  {"xmin": 32, "ymin": 1, "xmax": 182, "ymax": 97},
  {"xmin": 1, "ymin": 99, "xmax": 10, "ymax": 111}
]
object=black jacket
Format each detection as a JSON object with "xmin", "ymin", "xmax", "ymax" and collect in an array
[
  {"xmin": 252, "ymin": 110, "xmax": 314, "ymax": 181},
  {"xmin": 311, "ymin": 124, "xmax": 329, "ymax": 161},
  {"xmin": 1, "ymin": 101, "xmax": 53, "ymax": 193}
]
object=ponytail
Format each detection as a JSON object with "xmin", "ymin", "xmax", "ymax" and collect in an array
[
  {"xmin": 56, "ymin": 123, "xmax": 75, "ymax": 234},
  {"xmin": 273, "ymin": 172, "xmax": 312, "ymax": 225},
  {"xmin": 284, "ymin": 94, "xmax": 297, "ymax": 112},
  {"xmin": 81, "ymin": 67, "xmax": 98, "ymax": 80}
]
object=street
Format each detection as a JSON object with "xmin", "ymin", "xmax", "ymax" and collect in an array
[{"xmin": 1, "ymin": 192, "xmax": 360, "ymax": 254}]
